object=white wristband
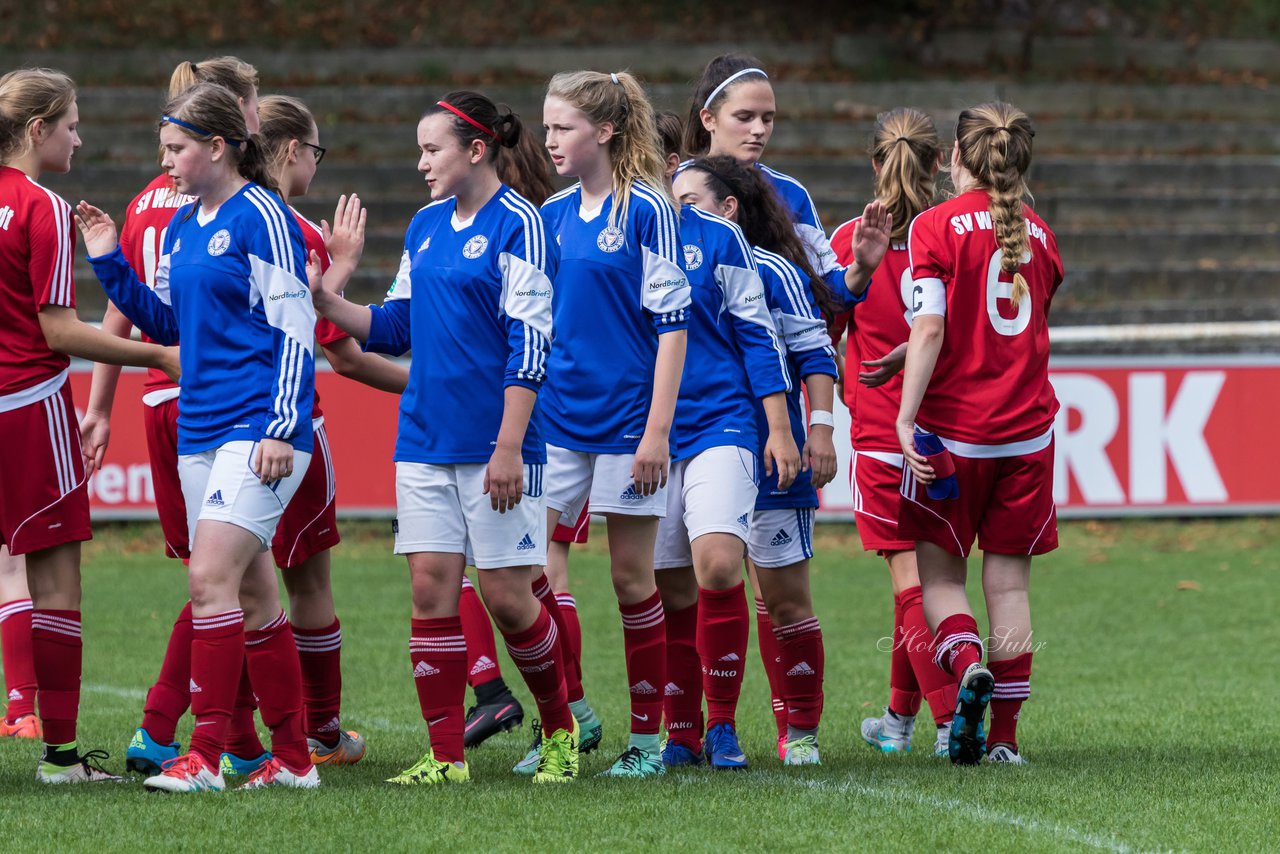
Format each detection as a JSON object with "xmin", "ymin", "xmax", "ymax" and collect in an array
[{"xmin": 808, "ymin": 410, "xmax": 834, "ymax": 428}]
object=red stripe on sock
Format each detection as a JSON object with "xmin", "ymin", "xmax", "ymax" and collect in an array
[
  {"xmin": 293, "ymin": 617, "xmax": 343, "ymax": 744},
  {"xmin": 663, "ymin": 601, "xmax": 701, "ymax": 746},
  {"xmin": 0, "ymin": 599, "xmax": 37, "ymax": 722},
  {"xmin": 754, "ymin": 599, "xmax": 787, "ymax": 739},
  {"xmin": 30, "ymin": 608, "xmax": 81, "ymax": 745},
  {"xmin": 189, "ymin": 609, "xmax": 245, "ymax": 767}
]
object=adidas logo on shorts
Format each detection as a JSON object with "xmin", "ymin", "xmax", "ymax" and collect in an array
[
  {"xmin": 737, "ymin": 513, "xmax": 749, "ymax": 528},
  {"xmin": 206, "ymin": 490, "xmax": 225, "ymax": 507},
  {"xmin": 620, "ymin": 484, "xmax": 644, "ymax": 501},
  {"xmin": 414, "ymin": 661, "xmax": 440, "ymax": 678},
  {"xmin": 517, "ymin": 533, "xmax": 536, "ymax": 551},
  {"xmin": 770, "ymin": 529, "xmax": 792, "ymax": 547},
  {"xmin": 470, "ymin": 655, "xmax": 497, "ymax": 676},
  {"xmin": 7, "ymin": 688, "xmax": 21, "ymax": 701},
  {"xmin": 663, "ymin": 682, "xmax": 683, "ymax": 696},
  {"xmin": 630, "ymin": 680, "xmax": 658, "ymax": 695},
  {"xmin": 189, "ymin": 678, "xmax": 202, "ymax": 694},
  {"xmin": 787, "ymin": 661, "xmax": 816, "ymax": 677}
]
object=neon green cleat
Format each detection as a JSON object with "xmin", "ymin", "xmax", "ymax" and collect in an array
[
  {"xmin": 597, "ymin": 745, "xmax": 665, "ymax": 778},
  {"xmin": 386, "ymin": 752, "xmax": 471, "ymax": 786},
  {"xmin": 532, "ymin": 718, "xmax": 579, "ymax": 783},
  {"xmin": 782, "ymin": 735, "xmax": 821, "ymax": 766}
]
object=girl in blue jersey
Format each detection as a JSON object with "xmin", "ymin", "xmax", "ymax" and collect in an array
[
  {"xmin": 539, "ymin": 70, "xmax": 689, "ymax": 778},
  {"xmin": 675, "ymin": 155, "xmax": 889, "ymax": 767},
  {"xmin": 309, "ymin": 90, "xmax": 580, "ymax": 785},
  {"xmin": 652, "ymin": 158, "xmax": 802, "ymax": 772},
  {"xmin": 78, "ymin": 82, "xmax": 319, "ymax": 792}
]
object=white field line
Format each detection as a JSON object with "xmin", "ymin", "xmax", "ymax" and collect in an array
[{"xmin": 83, "ymin": 683, "xmax": 147, "ymax": 701}]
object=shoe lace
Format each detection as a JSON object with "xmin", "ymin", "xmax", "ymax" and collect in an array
[
  {"xmin": 526, "ymin": 717, "xmax": 542, "ymax": 750},
  {"xmin": 159, "ymin": 753, "xmax": 198, "ymax": 776},
  {"xmin": 785, "ymin": 735, "xmax": 817, "ymax": 758},
  {"xmin": 245, "ymin": 757, "xmax": 282, "ymax": 786},
  {"xmin": 612, "ymin": 746, "xmax": 644, "ymax": 773},
  {"xmin": 536, "ymin": 728, "xmax": 574, "ymax": 776},
  {"xmin": 79, "ymin": 749, "xmax": 112, "ymax": 775}
]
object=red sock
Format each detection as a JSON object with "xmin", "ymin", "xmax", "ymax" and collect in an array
[
  {"xmin": 619, "ymin": 590, "xmax": 665, "ymax": 736},
  {"xmin": 459, "ymin": 576, "xmax": 502, "ymax": 689},
  {"xmin": 140, "ymin": 601, "xmax": 193, "ymax": 744},
  {"xmin": 0, "ymin": 599, "xmax": 37, "ymax": 722},
  {"xmin": 532, "ymin": 575, "xmax": 584, "ymax": 704},
  {"xmin": 888, "ymin": 591, "xmax": 922, "ymax": 717},
  {"xmin": 662, "ymin": 601, "xmax": 702, "ymax": 747},
  {"xmin": 988, "ymin": 652, "xmax": 1032, "ymax": 750},
  {"xmin": 293, "ymin": 617, "xmax": 343, "ymax": 744},
  {"xmin": 933, "ymin": 613, "xmax": 984, "ymax": 681},
  {"xmin": 774, "ymin": 616, "xmax": 824, "ymax": 732},
  {"xmin": 223, "ymin": 659, "xmax": 265, "ymax": 758},
  {"xmin": 698, "ymin": 583, "xmax": 748, "ymax": 729},
  {"xmin": 189, "ymin": 609, "xmax": 245, "ymax": 766},
  {"xmin": 410, "ymin": 616, "xmax": 467, "ymax": 764},
  {"xmin": 754, "ymin": 598, "xmax": 787, "ymax": 739},
  {"xmin": 555, "ymin": 592, "xmax": 584, "ymax": 703},
  {"xmin": 502, "ymin": 605, "xmax": 573, "ymax": 735},
  {"xmin": 899, "ymin": 586, "xmax": 957, "ymax": 725},
  {"xmin": 30, "ymin": 609, "xmax": 81, "ymax": 745},
  {"xmin": 244, "ymin": 611, "xmax": 310, "ymax": 773}
]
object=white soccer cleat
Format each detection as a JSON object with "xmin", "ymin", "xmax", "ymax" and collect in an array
[
  {"xmin": 37, "ymin": 749, "xmax": 127, "ymax": 784},
  {"xmin": 986, "ymin": 744, "xmax": 1028, "ymax": 766},
  {"xmin": 781, "ymin": 735, "xmax": 821, "ymax": 766},
  {"xmin": 238, "ymin": 757, "xmax": 320, "ymax": 790},
  {"xmin": 143, "ymin": 752, "xmax": 225, "ymax": 793},
  {"xmin": 860, "ymin": 708, "xmax": 914, "ymax": 754},
  {"xmin": 934, "ymin": 724, "xmax": 951, "ymax": 757}
]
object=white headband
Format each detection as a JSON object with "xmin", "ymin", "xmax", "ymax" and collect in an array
[{"xmin": 702, "ymin": 67, "xmax": 768, "ymax": 110}]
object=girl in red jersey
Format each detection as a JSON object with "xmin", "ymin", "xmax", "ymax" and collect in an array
[
  {"xmin": 0, "ymin": 67, "xmax": 177, "ymax": 782},
  {"xmin": 829, "ymin": 108, "xmax": 961, "ymax": 758},
  {"xmin": 0, "ymin": 545, "xmax": 39, "ymax": 739},
  {"xmin": 896, "ymin": 102, "xmax": 1062, "ymax": 766},
  {"xmin": 83, "ymin": 58, "xmax": 280, "ymax": 779}
]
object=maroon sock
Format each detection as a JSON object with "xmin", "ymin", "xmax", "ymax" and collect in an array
[
  {"xmin": 188, "ymin": 609, "xmax": 245, "ymax": 766},
  {"xmin": 899, "ymin": 586, "xmax": 957, "ymax": 725},
  {"xmin": 698, "ymin": 583, "xmax": 748, "ymax": 729},
  {"xmin": 0, "ymin": 599, "xmax": 37, "ymax": 722},
  {"xmin": 754, "ymin": 598, "xmax": 787, "ymax": 739},
  {"xmin": 619, "ymin": 590, "xmax": 665, "ymax": 736},
  {"xmin": 293, "ymin": 617, "xmax": 343, "ymax": 745},
  {"xmin": 988, "ymin": 652, "xmax": 1032, "ymax": 750},
  {"xmin": 533, "ymin": 575, "xmax": 585, "ymax": 705},
  {"xmin": 663, "ymin": 601, "xmax": 702, "ymax": 747},
  {"xmin": 774, "ymin": 616, "xmax": 824, "ymax": 731},
  {"xmin": 888, "ymin": 591, "xmax": 922, "ymax": 717},
  {"xmin": 933, "ymin": 613, "xmax": 984, "ymax": 681},
  {"xmin": 30, "ymin": 609, "xmax": 81, "ymax": 745},
  {"xmin": 244, "ymin": 611, "xmax": 310, "ymax": 773},
  {"xmin": 459, "ymin": 576, "xmax": 502, "ymax": 690},
  {"xmin": 140, "ymin": 601, "xmax": 193, "ymax": 743},
  {"xmin": 555, "ymin": 592, "xmax": 584, "ymax": 704},
  {"xmin": 224, "ymin": 658, "xmax": 266, "ymax": 759},
  {"xmin": 410, "ymin": 616, "xmax": 467, "ymax": 764},
  {"xmin": 502, "ymin": 605, "xmax": 573, "ymax": 735}
]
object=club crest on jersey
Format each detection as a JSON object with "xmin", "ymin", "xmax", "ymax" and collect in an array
[
  {"xmin": 683, "ymin": 244, "xmax": 703, "ymax": 270},
  {"xmin": 597, "ymin": 225, "xmax": 625, "ymax": 253},
  {"xmin": 462, "ymin": 235, "xmax": 489, "ymax": 259},
  {"xmin": 207, "ymin": 229, "xmax": 231, "ymax": 257}
]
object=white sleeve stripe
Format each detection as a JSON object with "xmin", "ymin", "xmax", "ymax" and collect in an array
[
  {"xmin": 244, "ymin": 188, "xmax": 286, "ymax": 272},
  {"xmin": 754, "ymin": 251, "xmax": 812, "ymax": 320},
  {"xmin": 33, "ymin": 185, "xmax": 73, "ymax": 305},
  {"xmin": 268, "ymin": 337, "xmax": 303, "ymax": 438},
  {"xmin": 245, "ymin": 187, "xmax": 295, "ymax": 276},
  {"xmin": 634, "ymin": 183, "xmax": 678, "ymax": 261},
  {"xmin": 499, "ymin": 194, "xmax": 546, "ymax": 271},
  {"xmin": 267, "ymin": 337, "xmax": 293, "ymax": 437}
]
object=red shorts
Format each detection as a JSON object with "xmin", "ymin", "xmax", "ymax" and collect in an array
[
  {"xmin": 0, "ymin": 383, "xmax": 91, "ymax": 556},
  {"xmin": 897, "ymin": 440, "xmax": 1058, "ymax": 558},
  {"xmin": 142, "ymin": 397, "xmax": 190, "ymax": 560},
  {"xmin": 551, "ymin": 503, "xmax": 590, "ymax": 545},
  {"xmin": 272, "ymin": 421, "xmax": 341, "ymax": 569},
  {"xmin": 851, "ymin": 450, "xmax": 913, "ymax": 553}
]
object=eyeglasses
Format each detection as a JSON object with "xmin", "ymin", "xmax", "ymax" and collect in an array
[{"xmin": 301, "ymin": 141, "xmax": 326, "ymax": 164}]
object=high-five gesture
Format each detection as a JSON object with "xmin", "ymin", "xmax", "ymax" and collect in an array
[
  {"xmin": 321, "ymin": 193, "xmax": 367, "ymax": 273},
  {"xmin": 74, "ymin": 201, "xmax": 120, "ymax": 257}
]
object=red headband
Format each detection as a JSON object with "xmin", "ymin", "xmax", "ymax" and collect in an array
[{"xmin": 437, "ymin": 101, "xmax": 496, "ymax": 139}]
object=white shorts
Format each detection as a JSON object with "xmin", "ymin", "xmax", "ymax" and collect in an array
[
  {"xmin": 179, "ymin": 440, "xmax": 312, "ymax": 549},
  {"xmin": 545, "ymin": 444, "xmax": 666, "ymax": 523},
  {"xmin": 394, "ymin": 461, "xmax": 547, "ymax": 569},
  {"xmin": 747, "ymin": 507, "xmax": 815, "ymax": 568},
  {"xmin": 654, "ymin": 445, "xmax": 759, "ymax": 570}
]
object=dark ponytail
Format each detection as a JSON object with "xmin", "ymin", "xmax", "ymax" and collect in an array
[{"xmin": 424, "ymin": 90, "xmax": 554, "ymax": 205}]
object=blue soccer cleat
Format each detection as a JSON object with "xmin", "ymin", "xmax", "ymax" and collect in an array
[
  {"xmin": 660, "ymin": 740, "xmax": 705, "ymax": 767},
  {"xmin": 126, "ymin": 727, "xmax": 180, "ymax": 776},
  {"xmin": 219, "ymin": 750, "xmax": 273, "ymax": 777},
  {"xmin": 703, "ymin": 723, "xmax": 749, "ymax": 771},
  {"xmin": 949, "ymin": 662, "xmax": 993, "ymax": 766}
]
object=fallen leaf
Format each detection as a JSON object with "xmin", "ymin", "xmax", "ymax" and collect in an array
[{"xmin": 1176, "ymin": 580, "xmax": 1201, "ymax": 591}]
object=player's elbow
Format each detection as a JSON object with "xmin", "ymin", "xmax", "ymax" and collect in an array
[
  {"xmin": 37, "ymin": 307, "xmax": 75, "ymax": 354},
  {"xmin": 910, "ymin": 314, "xmax": 946, "ymax": 346}
]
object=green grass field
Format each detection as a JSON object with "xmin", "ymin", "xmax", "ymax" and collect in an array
[{"xmin": 1, "ymin": 519, "xmax": 1277, "ymax": 852}]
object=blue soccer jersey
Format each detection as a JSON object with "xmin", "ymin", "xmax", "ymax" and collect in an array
[
  {"xmin": 364, "ymin": 185, "xmax": 554, "ymax": 465},
  {"xmin": 89, "ymin": 183, "xmax": 315, "ymax": 455},
  {"xmin": 751, "ymin": 246, "xmax": 839, "ymax": 510},
  {"xmin": 672, "ymin": 205, "xmax": 790, "ymax": 461},
  {"xmin": 539, "ymin": 181, "xmax": 690, "ymax": 453}
]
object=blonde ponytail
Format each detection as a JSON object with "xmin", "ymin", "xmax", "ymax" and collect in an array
[{"xmin": 870, "ymin": 107, "xmax": 940, "ymax": 244}]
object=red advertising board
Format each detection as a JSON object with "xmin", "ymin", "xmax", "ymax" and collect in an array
[{"xmin": 70, "ymin": 356, "xmax": 1280, "ymax": 521}]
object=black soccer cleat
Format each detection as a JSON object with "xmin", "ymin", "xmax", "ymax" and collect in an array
[{"xmin": 463, "ymin": 691, "xmax": 525, "ymax": 748}]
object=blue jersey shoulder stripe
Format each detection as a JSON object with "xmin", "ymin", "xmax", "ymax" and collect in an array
[
  {"xmin": 543, "ymin": 183, "xmax": 581, "ymax": 207},
  {"xmin": 499, "ymin": 190, "xmax": 547, "ymax": 272},
  {"xmin": 754, "ymin": 247, "xmax": 813, "ymax": 318},
  {"xmin": 244, "ymin": 186, "xmax": 295, "ymax": 275},
  {"xmin": 632, "ymin": 181, "xmax": 679, "ymax": 260}
]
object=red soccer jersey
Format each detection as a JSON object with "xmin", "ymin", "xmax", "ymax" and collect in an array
[
  {"xmin": 907, "ymin": 188, "xmax": 1063, "ymax": 445},
  {"xmin": 831, "ymin": 215, "xmax": 914, "ymax": 452},
  {"xmin": 119, "ymin": 173, "xmax": 193, "ymax": 398},
  {"xmin": 0, "ymin": 166, "xmax": 76, "ymax": 399},
  {"xmin": 292, "ymin": 208, "xmax": 349, "ymax": 421}
]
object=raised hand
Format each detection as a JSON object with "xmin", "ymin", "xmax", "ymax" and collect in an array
[
  {"xmin": 74, "ymin": 201, "xmax": 120, "ymax": 258},
  {"xmin": 852, "ymin": 200, "xmax": 893, "ymax": 272},
  {"xmin": 322, "ymin": 193, "xmax": 366, "ymax": 269}
]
